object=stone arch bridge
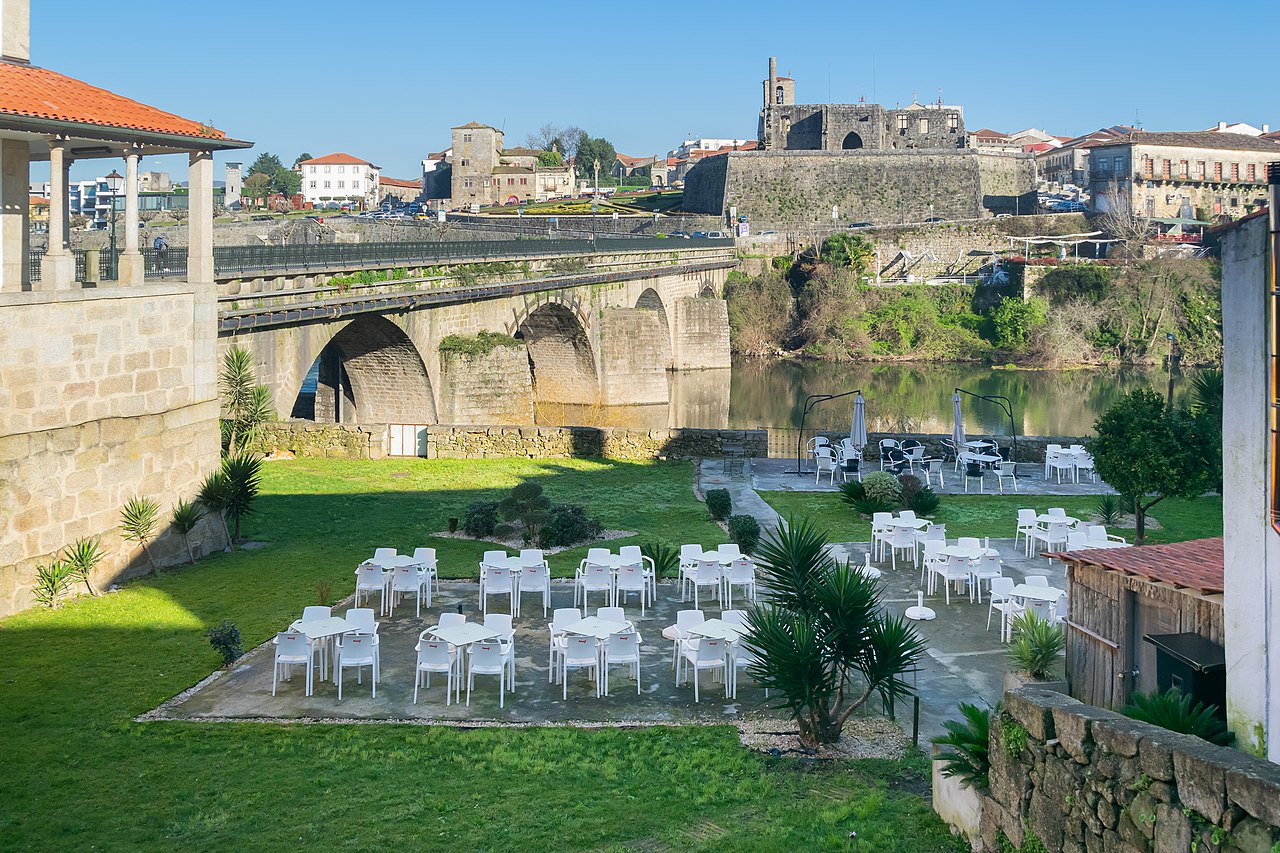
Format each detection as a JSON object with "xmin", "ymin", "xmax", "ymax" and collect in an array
[{"xmin": 218, "ymin": 244, "xmax": 736, "ymax": 427}]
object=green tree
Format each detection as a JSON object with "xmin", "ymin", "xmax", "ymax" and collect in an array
[
  {"xmin": 989, "ymin": 296, "xmax": 1047, "ymax": 350},
  {"xmin": 498, "ymin": 482, "xmax": 553, "ymax": 543},
  {"xmin": 248, "ymin": 152, "xmax": 283, "ymax": 178},
  {"xmin": 220, "ymin": 453, "xmax": 262, "ymax": 543},
  {"xmin": 292, "ymin": 152, "xmax": 313, "ymax": 168},
  {"xmin": 744, "ymin": 518, "xmax": 926, "ymax": 746},
  {"xmin": 170, "ymin": 499, "xmax": 207, "ymax": 565},
  {"xmin": 536, "ymin": 150, "xmax": 563, "ymax": 167},
  {"xmin": 819, "ymin": 232, "xmax": 873, "ymax": 274},
  {"xmin": 242, "ymin": 172, "xmax": 271, "ymax": 202},
  {"xmin": 219, "ymin": 345, "xmax": 274, "ymax": 455},
  {"xmin": 575, "ymin": 135, "xmax": 616, "ymax": 184},
  {"xmin": 272, "ymin": 167, "xmax": 301, "ymax": 198},
  {"xmin": 1089, "ymin": 388, "xmax": 1218, "ymax": 544}
]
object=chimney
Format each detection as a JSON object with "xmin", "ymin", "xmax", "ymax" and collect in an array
[
  {"xmin": 1, "ymin": 0, "xmax": 29, "ymax": 62},
  {"xmin": 768, "ymin": 56, "xmax": 776, "ymax": 108},
  {"xmin": 1264, "ymin": 124, "xmax": 1271, "ymax": 134},
  {"xmin": 1218, "ymin": 121, "xmax": 1228, "ymax": 131}
]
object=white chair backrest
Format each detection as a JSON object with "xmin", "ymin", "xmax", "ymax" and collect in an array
[
  {"xmin": 898, "ymin": 510, "xmax": 917, "ymax": 523},
  {"xmin": 990, "ymin": 576, "xmax": 1016, "ymax": 599},
  {"xmin": 522, "ymin": 563, "xmax": 549, "ymax": 583},
  {"xmin": 346, "ymin": 608, "xmax": 377, "ymax": 633},
  {"xmin": 922, "ymin": 540, "xmax": 943, "ymax": 559},
  {"xmin": 606, "ymin": 631, "xmax": 640, "ymax": 655},
  {"xmin": 301, "ymin": 605, "xmax": 331, "ymax": 621},
  {"xmin": 417, "ymin": 638, "xmax": 452, "ymax": 665},
  {"xmin": 1047, "ymin": 507, "xmax": 1066, "ymax": 518},
  {"xmin": 1087, "ymin": 526, "xmax": 1108, "ymax": 542},
  {"xmin": 597, "ymin": 606, "xmax": 627, "ymax": 623},
  {"xmin": 276, "ymin": 632, "xmax": 309, "ymax": 657},
  {"xmin": 1026, "ymin": 575, "xmax": 1050, "ymax": 587},
  {"xmin": 618, "ymin": 545, "xmax": 643, "ymax": 561},
  {"xmin": 485, "ymin": 566, "xmax": 514, "ymax": 590},
  {"xmin": 694, "ymin": 559, "xmax": 721, "ymax": 581},
  {"xmin": 1026, "ymin": 600, "xmax": 1055, "ymax": 622},
  {"xmin": 356, "ymin": 564, "xmax": 384, "ymax": 583},
  {"xmin": 470, "ymin": 643, "xmax": 504, "ymax": 668},
  {"xmin": 582, "ymin": 563, "xmax": 611, "ymax": 584},
  {"xmin": 879, "ymin": 438, "xmax": 899, "ymax": 450},
  {"xmin": 340, "ymin": 632, "xmax": 376, "ymax": 663},
  {"xmin": 373, "ymin": 547, "xmax": 397, "ymax": 561},
  {"xmin": 871, "ymin": 512, "xmax": 893, "ymax": 532},
  {"xmin": 1067, "ymin": 531, "xmax": 1089, "ymax": 549},
  {"xmin": 482, "ymin": 550, "xmax": 508, "ymax": 566},
  {"xmin": 718, "ymin": 544, "xmax": 741, "ymax": 559},
  {"xmin": 728, "ymin": 558, "xmax": 754, "ymax": 582},
  {"xmin": 392, "ymin": 566, "xmax": 421, "ymax": 590},
  {"xmin": 587, "ymin": 547, "xmax": 611, "ymax": 562},
  {"xmin": 815, "ymin": 447, "xmax": 835, "ymax": 462},
  {"xmin": 551, "ymin": 608, "xmax": 581, "ymax": 631},
  {"xmin": 1000, "ymin": 461, "xmax": 1016, "ymax": 475},
  {"xmin": 946, "ymin": 554, "xmax": 971, "ymax": 572},
  {"xmin": 926, "ymin": 458, "xmax": 943, "ymax": 473},
  {"xmin": 977, "ymin": 553, "xmax": 1002, "ymax": 574},
  {"xmin": 892, "ymin": 526, "xmax": 916, "ymax": 547},
  {"xmin": 722, "ymin": 610, "xmax": 749, "ymax": 626},
  {"xmin": 1048, "ymin": 522, "xmax": 1069, "ymax": 538},
  {"xmin": 483, "ymin": 613, "xmax": 513, "ymax": 636},
  {"xmin": 562, "ymin": 636, "xmax": 598, "ymax": 664},
  {"xmin": 1017, "ymin": 508, "xmax": 1036, "ymax": 525},
  {"xmin": 675, "ymin": 610, "xmax": 705, "ymax": 631},
  {"xmin": 616, "ymin": 564, "xmax": 645, "ymax": 588},
  {"xmin": 412, "ymin": 546, "xmax": 436, "ymax": 565},
  {"xmin": 925, "ymin": 524, "xmax": 946, "ymax": 541},
  {"xmin": 1046, "ymin": 444, "xmax": 1062, "ymax": 453},
  {"xmin": 1055, "ymin": 594, "xmax": 1068, "ymax": 620},
  {"xmin": 680, "ymin": 544, "xmax": 703, "ymax": 563},
  {"xmin": 520, "ymin": 548, "xmax": 545, "ymax": 566},
  {"xmin": 958, "ymin": 537, "xmax": 980, "ymax": 550},
  {"xmin": 1068, "ymin": 444, "xmax": 1084, "ymax": 452},
  {"xmin": 437, "ymin": 612, "xmax": 465, "ymax": 630},
  {"xmin": 695, "ymin": 637, "xmax": 725, "ymax": 662}
]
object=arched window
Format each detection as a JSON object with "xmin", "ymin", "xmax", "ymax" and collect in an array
[
  {"xmin": 775, "ymin": 85, "xmax": 784, "ymax": 105},
  {"xmin": 842, "ymin": 132, "xmax": 863, "ymax": 150}
]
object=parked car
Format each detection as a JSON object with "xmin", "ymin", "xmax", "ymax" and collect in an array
[
  {"xmin": 668, "ymin": 230, "xmax": 690, "ymax": 238},
  {"xmin": 846, "ymin": 221, "xmax": 873, "ymax": 229},
  {"xmin": 707, "ymin": 230, "xmax": 728, "ymax": 238},
  {"xmin": 1052, "ymin": 201, "xmax": 1089, "ymax": 212},
  {"xmin": 690, "ymin": 231, "xmax": 708, "ymax": 238},
  {"xmin": 924, "ymin": 216, "xmax": 946, "ymax": 223}
]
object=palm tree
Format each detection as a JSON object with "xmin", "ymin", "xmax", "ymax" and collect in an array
[
  {"xmin": 198, "ymin": 470, "xmax": 234, "ymax": 550},
  {"xmin": 61, "ymin": 536, "xmax": 104, "ymax": 596},
  {"xmin": 744, "ymin": 518, "xmax": 926, "ymax": 747},
  {"xmin": 219, "ymin": 345, "xmax": 274, "ymax": 455},
  {"xmin": 120, "ymin": 496, "xmax": 161, "ymax": 576},
  {"xmin": 221, "ymin": 453, "xmax": 262, "ymax": 543},
  {"xmin": 1189, "ymin": 368, "xmax": 1223, "ymax": 423},
  {"xmin": 170, "ymin": 499, "xmax": 207, "ymax": 565}
]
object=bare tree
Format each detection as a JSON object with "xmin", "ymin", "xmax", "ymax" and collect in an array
[
  {"xmin": 1092, "ymin": 180, "xmax": 1151, "ymax": 258},
  {"xmin": 524, "ymin": 123, "xmax": 561, "ymax": 151}
]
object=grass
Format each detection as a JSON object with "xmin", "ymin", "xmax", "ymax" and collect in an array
[
  {"xmin": 759, "ymin": 492, "xmax": 1222, "ymax": 546},
  {"xmin": 0, "ymin": 458, "xmax": 964, "ymax": 851}
]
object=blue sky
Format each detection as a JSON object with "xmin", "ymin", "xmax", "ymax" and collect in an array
[{"xmin": 34, "ymin": 0, "xmax": 1279, "ymax": 182}]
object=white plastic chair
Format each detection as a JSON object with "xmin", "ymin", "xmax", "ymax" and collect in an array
[
  {"xmin": 878, "ymin": 438, "xmax": 900, "ymax": 469},
  {"xmin": 723, "ymin": 558, "xmax": 756, "ymax": 609},
  {"xmin": 718, "ymin": 543, "xmax": 741, "ymax": 560},
  {"xmin": 920, "ymin": 540, "xmax": 943, "ymax": 586},
  {"xmin": 678, "ymin": 636, "xmax": 728, "ymax": 703},
  {"xmin": 987, "ymin": 576, "xmax": 1016, "ymax": 631},
  {"xmin": 585, "ymin": 547, "xmax": 611, "ymax": 565},
  {"xmin": 689, "ymin": 559, "xmax": 723, "ymax": 608},
  {"xmin": 888, "ymin": 526, "xmax": 917, "ymax": 572},
  {"xmin": 1047, "ymin": 452, "xmax": 1075, "ymax": 484},
  {"xmin": 1022, "ymin": 599, "xmax": 1056, "ymax": 624},
  {"xmin": 1047, "ymin": 507, "xmax": 1067, "ymax": 519},
  {"xmin": 597, "ymin": 606, "xmax": 629, "ymax": 626},
  {"xmin": 345, "ymin": 607, "xmax": 379, "ymax": 635},
  {"xmin": 467, "ymin": 642, "xmax": 511, "ymax": 708},
  {"xmin": 1074, "ymin": 452, "xmax": 1097, "ymax": 483},
  {"xmin": 614, "ymin": 563, "xmax": 648, "ymax": 614},
  {"xmin": 1014, "ymin": 509, "xmax": 1037, "ymax": 555},
  {"xmin": 721, "ymin": 610, "xmax": 749, "ymax": 627},
  {"xmin": 662, "ymin": 610, "xmax": 705, "ymax": 670},
  {"xmin": 871, "ymin": 512, "xmax": 894, "ymax": 561},
  {"xmin": 413, "ymin": 633, "xmax": 457, "ymax": 705},
  {"xmin": 619, "ymin": 544, "xmax": 657, "ymax": 602},
  {"xmin": 1031, "ymin": 522, "xmax": 1069, "ymax": 560},
  {"xmin": 483, "ymin": 614, "xmax": 517, "ymax": 689},
  {"xmin": 517, "ymin": 563, "xmax": 552, "ymax": 618},
  {"xmin": 371, "ymin": 547, "xmax": 397, "ymax": 564},
  {"xmin": 922, "ymin": 458, "xmax": 945, "ymax": 489},
  {"xmin": 679, "ymin": 544, "xmax": 704, "ymax": 600},
  {"xmin": 411, "ymin": 547, "xmax": 439, "ymax": 601},
  {"xmin": 575, "ymin": 562, "xmax": 613, "ymax": 609},
  {"xmin": 388, "ymin": 565, "xmax": 425, "ymax": 618},
  {"xmin": 957, "ymin": 536, "xmax": 982, "ymax": 551},
  {"xmin": 481, "ymin": 566, "xmax": 515, "ymax": 616},
  {"xmin": 1054, "ymin": 594, "xmax": 1068, "ymax": 624},
  {"xmin": 1066, "ymin": 530, "xmax": 1089, "ymax": 550},
  {"xmin": 560, "ymin": 635, "xmax": 601, "ymax": 699},
  {"xmin": 354, "ymin": 564, "xmax": 387, "ymax": 613},
  {"xmin": 547, "ymin": 608, "xmax": 581, "ymax": 683},
  {"xmin": 1088, "ymin": 526, "xmax": 1127, "ymax": 546},
  {"xmin": 995, "ymin": 462, "xmax": 1018, "ymax": 493},
  {"xmin": 336, "ymin": 632, "xmax": 378, "ymax": 700},
  {"xmin": 1043, "ymin": 445, "xmax": 1062, "ymax": 478},
  {"xmin": 814, "ymin": 447, "xmax": 838, "ymax": 484},
  {"xmin": 520, "ymin": 548, "xmax": 546, "ymax": 567},
  {"xmin": 435, "ymin": 612, "xmax": 465, "ymax": 633},
  {"xmin": 604, "ymin": 631, "xmax": 643, "ymax": 696},
  {"xmin": 478, "ymin": 550, "xmax": 509, "ymax": 608},
  {"xmin": 1026, "ymin": 575, "xmax": 1050, "ymax": 587},
  {"xmin": 898, "ymin": 509, "xmax": 917, "ymax": 524},
  {"xmin": 272, "ymin": 632, "xmax": 314, "ymax": 697},
  {"xmin": 728, "ymin": 642, "xmax": 765, "ymax": 700},
  {"xmin": 969, "ymin": 553, "xmax": 1003, "ymax": 603},
  {"xmin": 916, "ymin": 523, "xmax": 945, "ymax": 555},
  {"xmin": 932, "ymin": 554, "xmax": 971, "ymax": 604}
]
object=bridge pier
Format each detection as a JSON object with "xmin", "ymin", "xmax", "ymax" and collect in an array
[
  {"xmin": 437, "ymin": 345, "xmax": 534, "ymax": 424},
  {"xmin": 597, "ymin": 307, "xmax": 672, "ymax": 406},
  {"xmin": 670, "ymin": 297, "xmax": 731, "ymax": 370}
]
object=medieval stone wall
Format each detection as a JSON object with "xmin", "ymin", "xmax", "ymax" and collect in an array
[{"xmin": 983, "ymin": 687, "xmax": 1280, "ymax": 853}]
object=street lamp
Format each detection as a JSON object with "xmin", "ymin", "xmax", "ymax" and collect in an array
[{"xmin": 104, "ymin": 169, "xmax": 124, "ymax": 280}]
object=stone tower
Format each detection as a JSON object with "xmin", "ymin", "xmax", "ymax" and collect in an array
[
  {"xmin": 758, "ymin": 57, "xmax": 796, "ymax": 149},
  {"xmin": 451, "ymin": 121, "xmax": 503, "ymax": 207},
  {"xmin": 224, "ymin": 162, "xmax": 242, "ymax": 207}
]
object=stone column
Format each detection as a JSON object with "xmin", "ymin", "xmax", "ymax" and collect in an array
[
  {"xmin": 40, "ymin": 138, "xmax": 75, "ymax": 290},
  {"xmin": 116, "ymin": 149, "xmax": 144, "ymax": 285},
  {"xmin": 0, "ymin": 138, "xmax": 29, "ymax": 292},
  {"xmin": 187, "ymin": 149, "xmax": 214, "ymax": 284}
]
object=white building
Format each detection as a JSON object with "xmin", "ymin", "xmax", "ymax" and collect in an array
[
  {"xmin": 1219, "ymin": 170, "xmax": 1279, "ymax": 763},
  {"xmin": 298, "ymin": 152, "xmax": 380, "ymax": 210},
  {"xmin": 667, "ymin": 138, "xmax": 753, "ymax": 160}
]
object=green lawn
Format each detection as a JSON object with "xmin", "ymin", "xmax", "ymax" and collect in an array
[
  {"xmin": 0, "ymin": 458, "xmax": 964, "ymax": 852},
  {"xmin": 759, "ymin": 492, "xmax": 1223, "ymax": 546}
]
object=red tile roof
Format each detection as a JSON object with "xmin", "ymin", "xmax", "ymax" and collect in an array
[
  {"xmin": 378, "ymin": 176, "xmax": 420, "ymax": 188},
  {"xmin": 0, "ymin": 62, "xmax": 237, "ymax": 142},
  {"xmin": 300, "ymin": 152, "xmax": 378, "ymax": 167},
  {"xmin": 29, "ymin": 195, "xmax": 47, "ymax": 206},
  {"xmin": 1049, "ymin": 537, "xmax": 1224, "ymax": 594}
]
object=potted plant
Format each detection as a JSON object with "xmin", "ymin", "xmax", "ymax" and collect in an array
[{"xmin": 1003, "ymin": 611, "xmax": 1067, "ymax": 693}]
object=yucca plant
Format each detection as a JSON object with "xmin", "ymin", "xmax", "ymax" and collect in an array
[
  {"xmin": 639, "ymin": 541, "xmax": 678, "ymax": 580},
  {"xmin": 198, "ymin": 469, "xmax": 234, "ymax": 550},
  {"xmin": 221, "ymin": 452, "xmax": 262, "ymax": 543},
  {"xmin": 219, "ymin": 345, "xmax": 275, "ymax": 455},
  {"xmin": 745, "ymin": 517, "xmax": 926, "ymax": 746},
  {"xmin": 1122, "ymin": 688, "xmax": 1233, "ymax": 746},
  {"xmin": 837, "ymin": 480, "xmax": 866, "ymax": 505},
  {"xmin": 933, "ymin": 702, "xmax": 994, "ymax": 789},
  {"xmin": 170, "ymin": 498, "xmax": 207, "ymax": 565},
  {"xmin": 32, "ymin": 560, "xmax": 73, "ymax": 608},
  {"xmin": 907, "ymin": 486, "xmax": 941, "ymax": 515},
  {"xmin": 1188, "ymin": 368, "xmax": 1223, "ymax": 422},
  {"xmin": 61, "ymin": 536, "xmax": 104, "ymax": 596},
  {"xmin": 1007, "ymin": 611, "xmax": 1065, "ymax": 680},
  {"xmin": 120, "ymin": 496, "xmax": 161, "ymax": 576},
  {"xmin": 1096, "ymin": 494, "xmax": 1123, "ymax": 525}
]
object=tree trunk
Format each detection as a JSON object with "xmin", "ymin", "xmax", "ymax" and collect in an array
[
  {"xmin": 183, "ymin": 536, "xmax": 194, "ymax": 566},
  {"xmin": 142, "ymin": 542, "xmax": 157, "ymax": 577},
  {"xmin": 1134, "ymin": 506, "xmax": 1146, "ymax": 546}
]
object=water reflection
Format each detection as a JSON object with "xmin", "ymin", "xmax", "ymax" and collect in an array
[{"xmin": 728, "ymin": 359, "xmax": 1196, "ymax": 436}]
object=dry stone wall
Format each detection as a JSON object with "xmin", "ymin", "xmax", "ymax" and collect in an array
[
  {"xmin": 437, "ymin": 345, "xmax": 534, "ymax": 424},
  {"xmin": 983, "ymin": 687, "xmax": 1280, "ymax": 853}
]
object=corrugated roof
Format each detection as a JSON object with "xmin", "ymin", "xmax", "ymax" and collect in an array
[
  {"xmin": 0, "ymin": 61, "xmax": 240, "ymax": 143},
  {"xmin": 300, "ymin": 152, "xmax": 378, "ymax": 167},
  {"xmin": 1048, "ymin": 537, "xmax": 1224, "ymax": 594}
]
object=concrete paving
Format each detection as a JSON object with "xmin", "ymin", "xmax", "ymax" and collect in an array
[{"xmin": 748, "ymin": 456, "xmax": 1116, "ymax": 497}]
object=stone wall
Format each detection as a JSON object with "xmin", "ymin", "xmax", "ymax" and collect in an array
[
  {"xmin": 0, "ymin": 284, "xmax": 225, "ymax": 616},
  {"xmin": 436, "ymin": 345, "xmax": 534, "ymax": 424},
  {"xmin": 683, "ymin": 149, "xmax": 1037, "ymax": 225},
  {"xmin": 982, "ymin": 687, "xmax": 1280, "ymax": 853},
  {"xmin": 258, "ymin": 421, "xmax": 767, "ymax": 460}
]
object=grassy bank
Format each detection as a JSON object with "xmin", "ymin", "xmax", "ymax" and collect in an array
[{"xmin": 0, "ymin": 458, "xmax": 964, "ymax": 851}]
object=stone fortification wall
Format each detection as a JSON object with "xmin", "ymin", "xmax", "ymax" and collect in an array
[
  {"xmin": 982, "ymin": 687, "xmax": 1280, "ymax": 853},
  {"xmin": 0, "ymin": 285, "xmax": 225, "ymax": 616},
  {"xmin": 259, "ymin": 421, "xmax": 767, "ymax": 461},
  {"xmin": 684, "ymin": 150, "xmax": 1036, "ymax": 225}
]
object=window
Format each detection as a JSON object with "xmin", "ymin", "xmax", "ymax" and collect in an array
[
  {"xmin": 947, "ymin": 114, "xmax": 959, "ymax": 133},
  {"xmin": 337, "ymin": 181, "xmax": 344, "ymax": 189},
  {"xmin": 1248, "ymin": 163, "xmax": 1257, "ymax": 181},
  {"xmin": 351, "ymin": 181, "xmax": 360, "ymax": 190},
  {"xmin": 323, "ymin": 181, "xmax": 330, "ymax": 188},
  {"xmin": 1179, "ymin": 160, "xmax": 1188, "ymax": 178},
  {"xmin": 896, "ymin": 114, "xmax": 909, "ymax": 133},
  {"xmin": 338, "ymin": 165, "xmax": 345, "ymax": 174},
  {"xmin": 1161, "ymin": 159, "xmax": 1171, "ymax": 179},
  {"xmin": 507, "ymin": 178, "xmax": 515, "ymax": 185},
  {"xmin": 1214, "ymin": 162, "xmax": 1223, "ymax": 180},
  {"xmin": 1231, "ymin": 163, "xmax": 1240, "ymax": 181},
  {"xmin": 1143, "ymin": 156, "xmax": 1153, "ymax": 178},
  {"xmin": 309, "ymin": 165, "xmax": 316, "ymax": 174},
  {"xmin": 775, "ymin": 85, "xmax": 784, "ymax": 104},
  {"xmin": 324, "ymin": 165, "xmax": 331, "ymax": 173},
  {"xmin": 309, "ymin": 180, "xmax": 316, "ymax": 188},
  {"xmin": 463, "ymin": 133, "xmax": 473, "ymax": 143},
  {"xmin": 463, "ymin": 177, "xmax": 473, "ymax": 188},
  {"xmin": 520, "ymin": 178, "xmax": 527, "ymax": 185},
  {"xmin": 1114, "ymin": 156, "xmax": 1126, "ymax": 174},
  {"xmin": 1196, "ymin": 161, "xmax": 1206, "ymax": 178},
  {"xmin": 460, "ymin": 159, "xmax": 469, "ymax": 167},
  {"xmin": 918, "ymin": 118, "xmax": 929, "ymax": 134},
  {"xmin": 1230, "ymin": 197, "xmax": 1239, "ymax": 206}
]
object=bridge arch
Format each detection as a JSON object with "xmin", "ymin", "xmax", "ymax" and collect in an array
[
  {"xmin": 514, "ymin": 302, "xmax": 601, "ymax": 408},
  {"xmin": 294, "ymin": 315, "xmax": 436, "ymax": 424}
]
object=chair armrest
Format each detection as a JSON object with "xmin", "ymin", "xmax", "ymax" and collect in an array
[{"xmin": 1107, "ymin": 535, "xmax": 1127, "ymax": 543}]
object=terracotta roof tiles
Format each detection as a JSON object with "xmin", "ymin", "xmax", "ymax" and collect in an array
[
  {"xmin": 378, "ymin": 176, "xmax": 420, "ymax": 188},
  {"xmin": 0, "ymin": 61, "xmax": 237, "ymax": 142},
  {"xmin": 1048, "ymin": 537, "xmax": 1224, "ymax": 594},
  {"xmin": 300, "ymin": 152, "xmax": 378, "ymax": 167}
]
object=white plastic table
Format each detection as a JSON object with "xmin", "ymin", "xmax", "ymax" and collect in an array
[
  {"xmin": 689, "ymin": 618, "xmax": 743, "ymax": 642},
  {"xmin": 430, "ymin": 622, "xmax": 500, "ymax": 646},
  {"xmin": 1008, "ymin": 583, "xmax": 1064, "ymax": 602},
  {"xmin": 1036, "ymin": 515, "xmax": 1078, "ymax": 526},
  {"xmin": 563, "ymin": 616, "xmax": 630, "ymax": 639},
  {"xmin": 697, "ymin": 550, "xmax": 747, "ymax": 565},
  {"xmin": 890, "ymin": 517, "xmax": 930, "ymax": 530},
  {"xmin": 963, "ymin": 440, "xmax": 995, "ymax": 450},
  {"xmin": 937, "ymin": 545, "xmax": 992, "ymax": 560},
  {"xmin": 291, "ymin": 616, "xmax": 358, "ymax": 684}
]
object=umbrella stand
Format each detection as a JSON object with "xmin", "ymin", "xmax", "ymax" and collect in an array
[
  {"xmin": 953, "ymin": 388, "xmax": 1018, "ymax": 459},
  {"xmin": 794, "ymin": 389, "xmax": 862, "ymax": 475}
]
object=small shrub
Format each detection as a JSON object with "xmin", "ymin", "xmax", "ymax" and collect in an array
[
  {"xmin": 462, "ymin": 501, "xmax": 500, "ymax": 538},
  {"xmin": 207, "ymin": 620, "xmax": 243, "ymax": 667},
  {"xmin": 221, "ymin": 453, "xmax": 262, "ymax": 542},
  {"xmin": 499, "ymin": 482, "xmax": 553, "ymax": 543},
  {"xmin": 538, "ymin": 504, "xmax": 604, "ymax": 549},
  {"xmin": 316, "ymin": 581, "xmax": 333, "ymax": 605},
  {"xmin": 727, "ymin": 514, "xmax": 761, "ymax": 553},
  {"xmin": 120, "ymin": 495, "xmax": 161, "ymax": 575},
  {"xmin": 933, "ymin": 702, "xmax": 993, "ymax": 789},
  {"xmin": 170, "ymin": 498, "xmax": 206, "ymax": 565},
  {"xmin": 837, "ymin": 480, "xmax": 866, "ymax": 505},
  {"xmin": 32, "ymin": 560, "xmax": 73, "ymax": 608},
  {"xmin": 862, "ymin": 471, "xmax": 903, "ymax": 504},
  {"xmin": 1123, "ymin": 688, "xmax": 1233, "ymax": 746},
  {"xmin": 897, "ymin": 474, "xmax": 923, "ymax": 507},
  {"xmin": 705, "ymin": 488, "xmax": 732, "ymax": 521},
  {"xmin": 851, "ymin": 495, "xmax": 899, "ymax": 517},
  {"xmin": 1007, "ymin": 612, "xmax": 1065, "ymax": 680},
  {"xmin": 61, "ymin": 536, "xmax": 104, "ymax": 596},
  {"xmin": 1096, "ymin": 494, "xmax": 1123, "ymax": 525},
  {"xmin": 908, "ymin": 486, "xmax": 942, "ymax": 515},
  {"xmin": 1000, "ymin": 715, "xmax": 1028, "ymax": 756},
  {"xmin": 640, "ymin": 541, "xmax": 678, "ymax": 579}
]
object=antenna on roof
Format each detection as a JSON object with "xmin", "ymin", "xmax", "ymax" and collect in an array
[
  {"xmin": 937, "ymin": 87, "xmax": 943, "ymax": 107},
  {"xmin": 1134, "ymin": 108, "xmax": 1143, "ymax": 131}
]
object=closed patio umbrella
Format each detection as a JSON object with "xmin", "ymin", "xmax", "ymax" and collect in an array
[
  {"xmin": 850, "ymin": 392, "xmax": 868, "ymax": 453},
  {"xmin": 951, "ymin": 391, "xmax": 966, "ymax": 450}
]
